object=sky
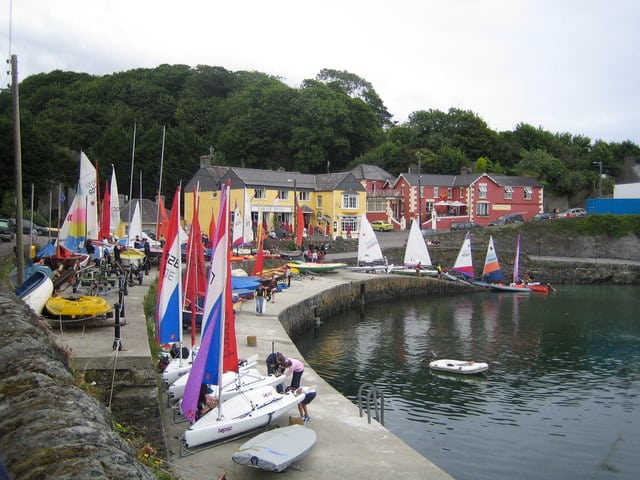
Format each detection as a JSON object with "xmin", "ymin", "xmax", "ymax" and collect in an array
[{"xmin": 2, "ymin": 0, "xmax": 640, "ymax": 145}]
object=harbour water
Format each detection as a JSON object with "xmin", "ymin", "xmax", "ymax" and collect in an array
[{"xmin": 295, "ymin": 286, "xmax": 640, "ymax": 480}]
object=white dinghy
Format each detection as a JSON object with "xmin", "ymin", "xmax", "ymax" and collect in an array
[
  {"xmin": 181, "ymin": 385, "xmax": 304, "ymax": 450},
  {"xmin": 429, "ymin": 359, "xmax": 489, "ymax": 375}
]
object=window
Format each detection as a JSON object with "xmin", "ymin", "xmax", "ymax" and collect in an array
[
  {"xmin": 448, "ymin": 187, "xmax": 453, "ymax": 198},
  {"xmin": 425, "ymin": 201, "xmax": 433, "ymax": 213},
  {"xmin": 299, "ymin": 191, "xmax": 310, "ymax": 201},
  {"xmin": 433, "ymin": 187, "xmax": 439, "ymax": 198},
  {"xmin": 254, "ymin": 188, "xmax": 265, "ymax": 200},
  {"xmin": 342, "ymin": 193, "xmax": 359, "ymax": 209},
  {"xmin": 524, "ymin": 186, "xmax": 532, "ymax": 200},
  {"xmin": 476, "ymin": 202, "xmax": 489, "ymax": 216},
  {"xmin": 504, "ymin": 187, "xmax": 513, "ymax": 200},
  {"xmin": 341, "ymin": 216, "xmax": 358, "ymax": 233},
  {"xmin": 278, "ymin": 190, "xmax": 289, "ymax": 201},
  {"xmin": 367, "ymin": 198, "xmax": 386, "ymax": 212},
  {"xmin": 478, "ymin": 185, "xmax": 487, "ymax": 199},
  {"xmin": 316, "ymin": 195, "xmax": 323, "ymax": 208}
]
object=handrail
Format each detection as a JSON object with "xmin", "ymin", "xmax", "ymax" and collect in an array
[{"xmin": 357, "ymin": 382, "xmax": 384, "ymax": 425}]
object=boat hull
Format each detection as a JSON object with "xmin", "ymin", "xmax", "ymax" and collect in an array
[
  {"xmin": 490, "ymin": 284, "xmax": 532, "ymax": 293},
  {"xmin": 232, "ymin": 424, "xmax": 317, "ymax": 472},
  {"xmin": 169, "ymin": 368, "xmax": 284, "ymax": 403},
  {"xmin": 44, "ymin": 295, "xmax": 112, "ymax": 319},
  {"xmin": 182, "ymin": 386, "xmax": 304, "ymax": 449},
  {"xmin": 429, "ymin": 359, "xmax": 489, "ymax": 375},
  {"xmin": 286, "ymin": 262, "xmax": 346, "ymax": 273},
  {"xmin": 16, "ymin": 271, "xmax": 54, "ymax": 315}
]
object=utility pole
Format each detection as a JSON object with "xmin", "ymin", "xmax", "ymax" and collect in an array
[
  {"xmin": 592, "ymin": 161, "xmax": 603, "ymax": 197},
  {"xmin": 416, "ymin": 153, "xmax": 422, "ymax": 229},
  {"xmin": 11, "ymin": 54, "xmax": 24, "ymax": 285}
]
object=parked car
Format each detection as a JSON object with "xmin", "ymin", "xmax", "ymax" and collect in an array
[
  {"xmin": 370, "ymin": 220, "xmax": 394, "ymax": 232},
  {"xmin": 488, "ymin": 213, "xmax": 524, "ymax": 226},
  {"xmin": 450, "ymin": 221, "xmax": 483, "ymax": 231},
  {"xmin": 532, "ymin": 212, "xmax": 555, "ymax": 221},
  {"xmin": 557, "ymin": 208, "xmax": 586, "ymax": 218},
  {"xmin": 8, "ymin": 218, "xmax": 49, "ymax": 235},
  {"xmin": 0, "ymin": 218, "xmax": 14, "ymax": 242}
]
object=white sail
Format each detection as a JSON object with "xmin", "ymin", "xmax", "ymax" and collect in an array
[
  {"xmin": 79, "ymin": 152, "xmax": 99, "ymax": 240},
  {"xmin": 452, "ymin": 232, "xmax": 474, "ymax": 278},
  {"xmin": 357, "ymin": 215, "xmax": 384, "ymax": 265},
  {"xmin": 403, "ymin": 219, "xmax": 432, "ymax": 267},
  {"xmin": 127, "ymin": 201, "xmax": 142, "ymax": 246},
  {"xmin": 232, "ymin": 204, "xmax": 243, "ymax": 247},
  {"xmin": 109, "ymin": 165, "xmax": 121, "ymax": 235},
  {"xmin": 243, "ymin": 188, "xmax": 254, "ymax": 245},
  {"xmin": 58, "ymin": 151, "xmax": 99, "ymax": 250}
]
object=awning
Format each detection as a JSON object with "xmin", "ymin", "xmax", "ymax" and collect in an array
[
  {"xmin": 434, "ymin": 200, "xmax": 449, "ymax": 206},
  {"xmin": 450, "ymin": 201, "xmax": 466, "ymax": 207},
  {"xmin": 301, "ymin": 205, "xmax": 314, "ymax": 213}
]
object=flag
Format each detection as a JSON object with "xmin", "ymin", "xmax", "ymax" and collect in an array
[
  {"xmin": 99, "ymin": 179, "xmax": 111, "ymax": 240},
  {"xmin": 59, "ymin": 190, "xmax": 66, "ymax": 204},
  {"xmin": 156, "ymin": 186, "xmax": 182, "ymax": 345},
  {"xmin": 295, "ymin": 205, "xmax": 305, "ymax": 247},
  {"xmin": 184, "ymin": 185, "xmax": 206, "ymax": 343}
]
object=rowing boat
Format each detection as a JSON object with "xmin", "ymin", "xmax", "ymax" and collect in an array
[{"xmin": 429, "ymin": 359, "xmax": 489, "ymax": 375}]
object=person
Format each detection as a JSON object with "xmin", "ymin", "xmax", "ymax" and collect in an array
[
  {"xmin": 293, "ymin": 386, "xmax": 317, "ymax": 423},
  {"xmin": 266, "ymin": 351, "xmax": 286, "ymax": 393},
  {"xmin": 436, "ymin": 263, "xmax": 443, "ymax": 279},
  {"xmin": 84, "ymin": 238, "xmax": 95, "ymax": 262},
  {"xmin": 197, "ymin": 383, "xmax": 219, "ymax": 420},
  {"xmin": 255, "ymin": 283, "xmax": 267, "ymax": 315},
  {"xmin": 284, "ymin": 265, "xmax": 292, "ymax": 287},
  {"xmin": 142, "ymin": 237, "xmax": 151, "ymax": 275},
  {"xmin": 268, "ymin": 276, "xmax": 278, "ymax": 302},
  {"xmin": 133, "ymin": 235, "xmax": 143, "ymax": 249},
  {"xmin": 265, "ymin": 351, "xmax": 286, "ymax": 376},
  {"xmin": 282, "ymin": 357, "xmax": 304, "ymax": 390},
  {"xmin": 415, "ymin": 261, "xmax": 422, "ymax": 277}
]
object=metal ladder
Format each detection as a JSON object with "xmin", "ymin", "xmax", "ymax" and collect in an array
[{"xmin": 358, "ymin": 383, "xmax": 385, "ymax": 425}]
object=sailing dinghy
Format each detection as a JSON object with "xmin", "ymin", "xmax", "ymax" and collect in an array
[
  {"xmin": 489, "ymin": 235, "xmax": 531, "ymax": 293},
  {"xmin": 232, "ymin": 424, "xmax": 317, "ymax": 472},
  {"xmin": 391, "ymin": 219, "xmax": 437, "ymax": 276},
  {"xmin": 346, "ymin": 215, "xmax": 391, "ymax": 273},
  {"xmin": 180, "ymin": 182, "xmax": 302, "ymax": 451}
]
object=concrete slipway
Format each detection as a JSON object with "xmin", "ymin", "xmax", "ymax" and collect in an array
[{"xmin": 52, "ymin": 267, "xmax": 455, "ymax": 480}]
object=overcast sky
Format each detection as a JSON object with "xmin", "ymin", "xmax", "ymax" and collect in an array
[{"xmin": 2, "ymin": 0, "xmax": 639, "ymax": 145}]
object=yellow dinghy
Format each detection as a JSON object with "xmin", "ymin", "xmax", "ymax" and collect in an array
[
  {"xmin": 119, "ymin": 248, "xmax": 145, "ymax": 266},
  {"xmin": 45, "ymin": 295, "xmax": 113, "ymax": 320}
]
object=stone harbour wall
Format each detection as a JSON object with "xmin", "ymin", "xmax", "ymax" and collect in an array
[{"xmin": 0, "ymin": 285, "xmax": 156, "ymax": 480}]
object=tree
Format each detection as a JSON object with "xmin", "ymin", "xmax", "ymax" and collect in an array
[{"xmin": 317, "ymin": 69, "xmax": 392, "ymax": 128}]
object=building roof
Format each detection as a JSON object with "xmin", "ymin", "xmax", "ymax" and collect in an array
[
  {"xmin": 315, "ymin": 172, "xmax": 365, "ymax": 192},
  {"xmin": 397, "ymin": 172, "xmax": 543, "ymax": 188},
  {"xmin": 119, "ymin": 199, "xmax": 169, "ymax": 225},
  {"xmin": 349, "ymin": 164, "xmax": 395, "ymax": 182}
]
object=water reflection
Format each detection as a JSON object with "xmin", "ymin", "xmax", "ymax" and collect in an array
[{"xmin": 295, "ymin": 286, "xmax": 640, "ymax": 480}]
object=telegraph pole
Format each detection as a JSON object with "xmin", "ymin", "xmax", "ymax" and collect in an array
[{"xmin": 11, "ymin": 54, "xmax": 24, "ymax": 285}]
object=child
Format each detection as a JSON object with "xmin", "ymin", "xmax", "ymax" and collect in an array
[{"xmin": 294, "ymin": 386, "xmax": 317, "ymax": 423}]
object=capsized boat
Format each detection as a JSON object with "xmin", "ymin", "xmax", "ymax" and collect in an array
[
  {"xmin": 181, "ymin": 385, "xmax": 304, "ymax": 450},
  {"xmin": 429, "ymin": 359, "xmax": 489, "ymax": 375},
  {"xmin": 287, "ymin": 261, "xmax": 347, "ymax": 273},
  {"xmin": 232, "ymin": 424, "xmax": 317, "ymax": 472},
  {"xmin": 44, "ymin": 295, "xmax": 113, "ymax": 320},
  {"xmin": 15, "ymin": 270, "xmax": 54, "ymax": 315}
]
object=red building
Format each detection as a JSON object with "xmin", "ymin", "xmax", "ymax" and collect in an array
[{"xmin": 351, "ymin": 165, "xmax": 544, "ymax": 230}]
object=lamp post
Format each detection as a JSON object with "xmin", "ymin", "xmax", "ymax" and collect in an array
[{"xmin": 592, "ymin": 161, "xmax": 603, "ymax": 197}]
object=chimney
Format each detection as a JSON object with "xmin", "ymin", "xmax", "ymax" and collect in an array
[
  {"xmin": 460, "ymin": 166, "xmax": 470, "ymax": 175},
  {"xmin": 200, "ymin": 155, "xmax": 212, "ymax": 167}
]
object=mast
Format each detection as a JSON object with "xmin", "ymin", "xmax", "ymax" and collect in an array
[
  {"xmin": 156, "ymin": 126, "xmax": 166, "ymax": 240},
  {"xmin": 126, "ymin": 123, "xmax": 137, "ymax": 246},
  {"xmin": 12, "ymin": 54, "xmax": 24, "ymax": 285}
]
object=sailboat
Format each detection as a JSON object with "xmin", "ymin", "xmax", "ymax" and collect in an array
[
  {"xmin": 180, "ymin": 182, "xmax": 303, "ymax": 451},
  {"xmin": 473, "ymin": 235, "xmax": 503, "ymax": 287},
  {"xmin": 58, "ymin": 151, "xmax": 99, "ymax": 252},
  {"xmin": 487, "ymin": 235, "xmax": 531, "ymax": 293},
  {"xmin": 346, "ymin": 215, "xmax": 391, "ymax": 273},
  {"xmin": 158, "ymin": 187, "xmax": 194, "ymax": 387},
  {"xmin": 443, "ymin": 231, "xmax": 474, "ymax": 283},
  {"xmin": 391, "ymin": 219, "xmax": 437, "ymax": 276}
]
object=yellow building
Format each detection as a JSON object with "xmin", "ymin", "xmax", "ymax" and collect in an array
[{"xmin": 184, "ymin": 155, "xmax": 366, "ymax": 241}]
